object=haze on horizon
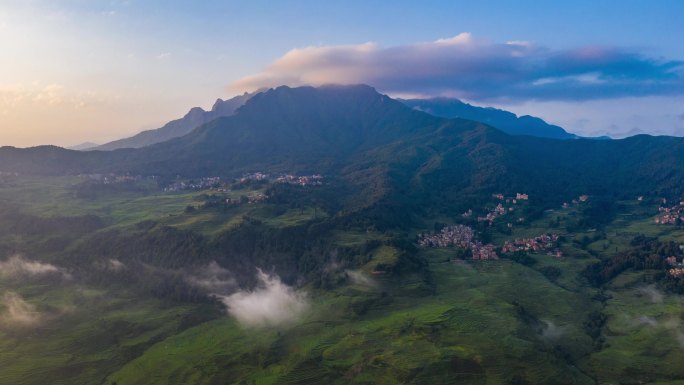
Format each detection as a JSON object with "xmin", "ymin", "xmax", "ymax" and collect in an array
[{"xmin": 1, "ymin": 0, "xmax": 683, "ymax": 148}]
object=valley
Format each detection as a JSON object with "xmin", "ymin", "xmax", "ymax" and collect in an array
[
  {"xmin": 1, "ymin": 168, "xmax": 683, "ymax": 384},
  {"xmin": 3, "ymin": 2, "xmax": 684, "ymax": 383}
]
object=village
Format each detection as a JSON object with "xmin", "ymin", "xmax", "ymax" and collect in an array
[
  {"xmin": 81, "ymin": 173, "xmax": 147, "ymax": 184},
  {"xmin": 655, "ymin": 200, "xmax": 684, "ymax": 225},
  {"xmin": 419, "ymin": 192, "xmax": 597, "ymax": 262},
  {"xmin": 502, "ymin": 233, "xmax": 562, "ymax": 257},
  {"xmin": 461, "ymin": 192, "xmax": 530, "ymax": 226},
  {"xmin": 275, "ymin": 174, "xmax": 324, "ymax": 186},
  {"xmin": 165, "ymin": 176, "xmax": 222, "ymax": 192},
  {"xmin": 165, "ymin": 172, "xmax": 324, "ymax": 192},
  {"xmin": 418, "ymin": 224, "xmax": 499, "ymax": 260},
  {"xmin": 239, "ymin": 172, "xmax": 324, "ymax": 187},
  {"xmin": 561, "ymin": 194, "xmax": 590, "ymax": 209},
  {"xmin": 666, "ymin": 245, "xmax": 684, "ymax": 278}
]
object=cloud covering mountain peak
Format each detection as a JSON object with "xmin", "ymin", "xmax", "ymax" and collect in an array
[{"xmin": 232, "ymin": 33, "xmax": 684, "ymax": 102}]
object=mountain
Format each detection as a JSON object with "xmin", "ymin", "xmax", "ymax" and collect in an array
[
  {"xmin": 93, "ymin": 90, "xmax": 260, "ymax": 150},
  {"xmin": 400, "ymin": 97, "xmax": 578, "ymax": 139},
  {"xmin": 68, "ymin": 142, "xmax": 99, "ymax": 151},
  {"xmin": 1, "ymin": 84, "xmax": 683, "ymax": 210},
  {"xmin": 4, "ymin": 84, "xmax": 684, "ymax": 385}
]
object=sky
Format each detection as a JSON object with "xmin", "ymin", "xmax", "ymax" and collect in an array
[{"xmin": 1, "ymin": 0, "xmax": 683, "ymax": 147}]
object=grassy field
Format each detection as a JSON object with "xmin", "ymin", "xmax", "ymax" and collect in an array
[
  {"xmin": 103, "ymin": 251, "xmax": 602, "ymax": 384},
  {"xmin": 0, "ymin": 281, "xmax": 208, "ymax": 385}
]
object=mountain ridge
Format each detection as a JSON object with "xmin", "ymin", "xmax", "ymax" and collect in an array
[
  {"xmin": 1, "ymin": 84, "xmax": 683, "ymax": 210},
  {"xmin": 92, "ymin": 90, "xmax": 262, "ymax": 150},
  {"xmin": 399, "ymin": 97, "xmax": 579, "ymax": 139}
]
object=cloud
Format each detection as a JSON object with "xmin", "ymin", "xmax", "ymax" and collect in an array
[
  {"xmin": 0, "ymin": 83, "xmax": 104, "ymax": 114},
  {"xmin": 219, "ymin": 269, "xmax": 308, "ymax": 327},
  {"xmin": 625, "ymin": 315, "xmax": 684, "ymax": 347},
  {"xmin": 95, "ymin": 258, "xmax": 126, "ymax": 271},
  {"xmin": 661, "ymin": 317, "xmax": 684, "ymax": 348},
  {"xmin": 32, "ymin": 84, "xmax": 65, "ymax": 105},
  {"xmin": 232, "ymin": 33, "xmax": 684, "ymax": 102},
  {"xmin": 540, "ymin": 319, "xmax": 564, "ymax": 340},
  {"xmin": 637, "ymin": 285, "xmax": 664, "ymax": 304},
  {"xmin": 0, "ymin": 291, "xmax": 41, "ymax": 326},
  {"xmin": 0, "ymin": 255, "xmax": 69, "ymax": 279},
  {"xmin": 631, "ymin": 315, "xmax": 659, "ymax": 327},
  {"xmin": 346, "ymin": 270, "xmax": 376, "ymax": 287},
  {"xmin": 185, "ymin": 261, "xmax": 236, "ymax": 294}
]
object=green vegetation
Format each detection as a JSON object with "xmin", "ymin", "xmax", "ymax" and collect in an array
[
  {"xmin": 0, "ymin": 173, "xmax": 683, "ymax": 385},
  {"xmin": 1, "ymin": 86, "xmax": 684, "ymax": 384}
]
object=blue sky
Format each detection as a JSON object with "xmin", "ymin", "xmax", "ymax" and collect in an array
[{"xmin": 1, "ymin": 0, "xmax": 683, "ymax": 146}]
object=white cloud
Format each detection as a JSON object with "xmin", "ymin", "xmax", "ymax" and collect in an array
[
  {"xmin": 434, "ymin": 32, "xmax": 474, "ymax": 45},
  {"xmin": 94, "ymin": 258, "xmax": 126, "ymax": 271},
  {"xmin": 540, "ymin": 319, "xmax": 564, "ymax": 340},
  {"xmin": 232, "ymin": 33, "xmax": 684, "ymax": 102},
  {"xmin": 0, "ymin": 83, "xmax": 104, "ymax": 114},
  {"xmin": 32, "ymin": 84, "xmax": 65, "ymax": 105},
  {"xmin": 346, "ymin": 270, "xmax": 376, "ymax": 287},
  {"xmin": 219, "ymin": 269, "xmax": 308, "ymax": 327},
  {"xmin": 631, "ymin": 315, "xmax": 659, "ymax": 327},
  {"xmin": 0, "ymin": 255, "xmax": 68, "ymax": 279},
  {"xmin": 637, "ymin": 285, "xmax": 664, "ymax": 304},
  {"xmin": 185, "ymin": 261, "xmax": 236, "ymax": 294},
  {"xmin": 1, "ymin": 291, "xmax": 41, "ymax": 326}
]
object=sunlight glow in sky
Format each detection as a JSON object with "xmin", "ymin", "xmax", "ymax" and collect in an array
[{"xmin": 1, "ymin": 0, "xmax": 683, "ymax": 147}]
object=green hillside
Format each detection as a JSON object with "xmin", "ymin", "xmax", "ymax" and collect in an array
[{"xmin": 1, "ymin": 85, "xmax": 684, "ymax": 384}]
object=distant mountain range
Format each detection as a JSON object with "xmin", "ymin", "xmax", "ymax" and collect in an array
[
  {"xmin": 1, "ymin": 85, "xmax": 682, "ymax": 212},
  {"xmin": 399, "ymin": 97, "xmax": 578, "ymax": 139},
  {"xmin": 90, "ymin": 90, "xmax": 261, "ymax": 151},
  {"xmin": 88, "ymin": 88, "xmax": 582, "ymax": 152}
]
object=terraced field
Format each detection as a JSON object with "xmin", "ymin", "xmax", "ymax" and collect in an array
[{"xmin": 1, "ymin": 176, "xmax": 684, "ymax": 384}]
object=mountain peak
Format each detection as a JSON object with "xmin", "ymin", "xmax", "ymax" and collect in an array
[
  {"xmin": 234, "ymin": 84, "xmax": 409, "ymax": 125},
  {"xmin": 92, "ymin": 90, "xmax": 262, "ymax": 151},
  {"xmin": 210, "ymin": 98, "xmax": 224, "ymax": 111}
]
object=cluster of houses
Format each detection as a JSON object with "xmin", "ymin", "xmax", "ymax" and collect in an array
[
  {"xmin": 493, "ymin": 192, "xmax": 529, "ymax": 204},
  {"xmin": 275, "ymin": 174, "xmax": 324, "ymax": 186},
  {"xmin": 238, "ymin": 172, "xmax": 324, "ymax": 187},
  {"xmin": 165, "ymin": 177, "xmax": 222, "ymax": 192},
  {"xmin": 665, "ymin": 246, "xmax": 684, "ymax": 278},
  {"xmin": 669, "ymin": 267, "xmax": 684, "ymax": 279},
  {"xmin": 0, "ymin": 171, "xmax": 19, "ymax": 177},
  {"xmin": 459, "ymin": 193, "xmax": 530, "ymax": 226},
  {"xmin": 223, "ymin": 192, "xmax": 269, "ymax": 205},
  {"xmin": 238, "ymin": 172, "xmax": 269, "ymax": 183},
  {"xmin": 561, "ymin": 194, "xmax": 590, "ymax": 209},
  {"xmin": 247, "ymin": 192, "xmax": 268, "ymax": 204},
  {"xmin": 470, "ymin": 242, "xmax": 499, "ymax": 260},
  {"xmin": 502, "ymin": 234, "xmax": 562, "ymax": 257},
  {"xmin": 82, "ymin": 173, "xmax": 145, "ymax": 185},
  {"xmin": 655, "ymin": 201, "xmax": 684, "ymax": 225},
  {"xmin": 165, "ymin": 172, "xmax": 325, "ymax": 192},
  {"xmin": 419, "ymin": 225, "xmax": 475, "ymax": 248},
  {"xmin": 477, "ymin": 203, "xmax": 509, "ymax": 224},
  {"xmin": 418, "ymin": 225, "xmax": 498, "ymax": 260}
]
